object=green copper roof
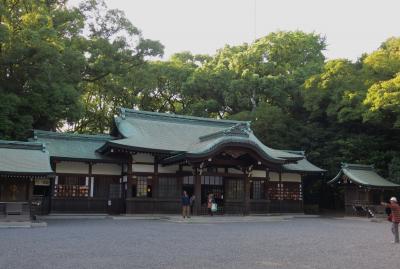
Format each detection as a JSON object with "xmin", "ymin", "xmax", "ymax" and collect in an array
[
  {"xmin": 25, "ymin": 110, "xmax": 324, "ymax": 173},
  {"xmin": 101, "ymin": 108, "xmax": 303, "ymax": 164},
  {"xmin": 328, "ymin": 163, "xmax": 400, "ymax": 188},
  {"xmin": 282, "ymin": 151, "xmax": 326, "ymax": 173},
  {"xmin": 32, "ymin": 130, "xmax": 120, "ymax": 162},
  {"xmin": 0, "ymin": 140, "xmax": 53, "ymax": 175}
]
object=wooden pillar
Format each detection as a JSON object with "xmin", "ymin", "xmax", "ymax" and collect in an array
[
  {"xmin": 194, "ymin": 167, "xmax": 201, "ymax": 215},
  {"xmin": 243, "ymin": 170, "xmax": 250, "ymax": 215},
  {"xmin": 177, "ymin": 175, "xmax": 183, "ymax": 197},
  {"xmin": 366, "ymin": 188, "xmax": 371, "ymax": 205},
  {"xmin": 265, "ymin": 168, "xmax": 270, "ymax": 200},
  {"xmin": 126, "ymin": 154, "xmax": 134, "ymax": 198},
  {"xmin": 153, "ymin": 156, "xmax": 159, "ymax": 198},
  {"xmin": 28, "ymin": 177, "xmax": 34, "ymax": 219},
  {"xmin": 48, "ymin": 174, "xmax": 55, "ymax": 213}
]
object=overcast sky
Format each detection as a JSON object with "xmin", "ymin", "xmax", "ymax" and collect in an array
[{"xmin": 94, "ymin": 0, "xmax": 400, "ymax": 61}]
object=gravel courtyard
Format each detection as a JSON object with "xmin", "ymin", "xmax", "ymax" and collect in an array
[{"xmin": 0, "ymin": 217, "xmax": 398, "ymax": 269}]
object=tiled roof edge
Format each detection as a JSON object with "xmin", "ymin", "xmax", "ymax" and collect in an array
[
  {"xmin": 0, "ymin": 140, "xmax": 45, "ymax": 151},
  {"xmin": 33, "ymin": 130, "xmax": 115, "ymax": 142},
  {"xmin": 199, "ymin": 123, "xmax": 251, "ymax": 142},
  {"xmin": 282, "ymin": 150, "xmax": 305, "ymax": 156},
  {"xmin": 120, "ymin": 108, "xmax": 250, "ymax": 127},
  {"xmin": 341, "ymin": 163, "xmax": 374, "ymax": 170}
]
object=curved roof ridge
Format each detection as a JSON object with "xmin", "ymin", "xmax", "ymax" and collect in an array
[
  {"xmin": 33, "ymin": 130, "xmax": 115, "ymax": 141},
  {"xmin": 163, "ymin": 137, "xmax": 288, "ymax": 165},
  {"xmin": 342, "ymin": 163, "xmax": 374, "ymax": 170},
  {"xmin": 282, "ymin": 150, "xmax": 305, "ymax": 156},
  {"xmin": 199, "ymin": 122, "xmax": 251, "ymax": 142},
  {"xmin": 120, "ymin": 108, "xmax": 248, "ymax": 127}
]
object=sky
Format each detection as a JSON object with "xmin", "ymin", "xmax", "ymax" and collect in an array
[{"xmin": 85, "ymin": 0, "xmax": 400, "ymax": 60}]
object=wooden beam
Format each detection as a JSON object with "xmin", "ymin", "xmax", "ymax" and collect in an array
[
  {"xmin": 153, "ymin": 156, "xmax": 159, "ymax": 198},
  {"xmin": 28, "ymin": 178, "xmax": 34, "ymax": 219},
  {"xmin": 194, "ymin": 167, "xmax": 201, "ymax": 215},
  {"xmin": 243, "ymin": 169, "xmax": 250, "ymax": 215},
  {"xmin": 127, "ymin": 154, "xmax": 134, "ymax": 199}
]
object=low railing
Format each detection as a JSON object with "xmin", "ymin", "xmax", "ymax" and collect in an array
[
  {"xmin": 346, "ymin": 201, "xmax": 385, "ymax": 217},
  {"xmin": 0, "ymin": 202, "xmax": 30, "ymax": 220}
]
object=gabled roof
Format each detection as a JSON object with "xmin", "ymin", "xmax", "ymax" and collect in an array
[
  {"xmin": 0, "ymin": 140, "xmax": 53, "ymax": 176},
  {"xmin": 328, "ymin": 163, "xmax": 400, "ymax": 188},
  {"xmin": 282, "ymin": 151, "xmax": 326, "ymax": 174},
  {"xmin": 99, "ymin": 108, "xmax": 303, "ymax": 164},
  {"xmin": 31, "ymin": 130, "xmax": 121, "ymax": 163}
]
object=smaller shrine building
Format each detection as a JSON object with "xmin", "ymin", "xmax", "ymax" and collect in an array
[{"xmin": 328, "ymin": 163, "xmax": 400, "ymax": 215}]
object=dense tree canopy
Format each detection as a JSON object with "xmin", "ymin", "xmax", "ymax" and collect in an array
[
  {"xmin": 0, "ymin": 0, "xmax": 85, "ymax": 139},
  {"xmin": 0, "ymin": 0, "xmax": 163, "ymax": 137},
  {"xmin": 0, "ymin": 0, "xmax": 399, "ymax": 186}
]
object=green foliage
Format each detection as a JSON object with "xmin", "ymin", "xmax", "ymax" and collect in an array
[
  {"xmin": 363, "ymin": 37, "xmax": 400, "ymax": 81},
  {"xmin": 73, "ymin": 0, "xmax": 163, "ymax": 133},
  {"xmin": 389, "ymin": 156, "xmax": 400, "ymax": 184},
  {"xmin": 362, "ymin": 38, "xmax": 400, "ymax": 128},
  {"xmin": 0, "ymin": 0, "xmax": 85, "ymax": 138},
  {"xmin": 363, "ymin": 73, "xmax": 400, "ymax": 128},
  {"xmin": 180, "ymin": 31, "xmax": 326, "ymax": 120},
  {"xmin": 303, "ymin": 59, "xmax": 366, "ymax": 123},
  {"xmin": 0, "ymin": 0, "xmax": 163, "ymax": 135}
]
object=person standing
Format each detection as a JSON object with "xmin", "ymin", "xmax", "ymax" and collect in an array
[
  {"xmin": 381, "ymin": 197, "xmax": 400, "ymax": 243},
  {"xmin": 207, "ymin": 193, "xmax": 214, "ymax": 216},
  {"xmin": 181, "ymin": 191, "xmax": 190, "ymax": 219}
]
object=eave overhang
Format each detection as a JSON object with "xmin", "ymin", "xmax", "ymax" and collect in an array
[
  {"xmin": 97, "ymin": 141, "xmax": 183, "ymax": 157},
  {"xmin": 0, "ymin": 171, "xmax": 54, "ymax": 177},
  {"xmin": 50, "ymin": 156, "xmax": 126, "ymax": 164},
  {"xmin": 160, "ymin": 141, "xmax": 299, "ymax": 166},
  {"xmin": 282, "ymin": 167, "xmax": 326, "ymax": 175}
]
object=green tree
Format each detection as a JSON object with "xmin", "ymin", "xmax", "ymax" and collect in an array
[
  {"xmin": 72, "ymin": 0, "xmax": 163, "ymax": 133},
  {"xmin": 136, "ymin": 52, "xmax": 200, "ymax": 113},
  {"xmin": 184, "ymin": 31, "xmax": 326, "ymax": 120},
  {"xmin": 0, "ymin": 0, "xmax": 85, "ymax": 139},
  {"xmin": 363, "ymin": 37, "xmax": 400, "ymax": 82},
  {"xmin": 363, "ymin": 74, "xmax": 400, "ymax": 128},
  {"xmin": 362, "ymin": 38, "xmax": 400, "ymax": 129},
  {"xmin": 389, "ymin": 155, "xmax": 400, "ymax": 184},
  {"xmin": 303, "ymin": 59, "xmax": 366, "ymax": 123}
]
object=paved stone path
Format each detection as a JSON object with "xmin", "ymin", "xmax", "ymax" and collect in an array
[{"xmin": 0, "ymin": 217, "xmax": 398, "ymax": 269}]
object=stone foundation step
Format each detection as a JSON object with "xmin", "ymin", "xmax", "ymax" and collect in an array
[
  {"xmin": 37, "ymin": 213, "xmax": 108, "ymax": 220},
  {"xmin": 0, "ymin": 221, "xmax": 47, "ymax": 228}
]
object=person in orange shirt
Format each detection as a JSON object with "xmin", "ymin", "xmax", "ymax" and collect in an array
[{"xmin": 382, "ymin": 197, "xmax": 400, "ymax": 243}]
